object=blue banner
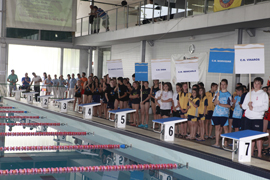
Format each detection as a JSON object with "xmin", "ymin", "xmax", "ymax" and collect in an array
[
  {"xmin": 208, "ymin": 48, "xmax": 235, "ymax": 74},
  {"xmin": 135, "ymin": 63, "xmax": 148, "ymax": 81}
]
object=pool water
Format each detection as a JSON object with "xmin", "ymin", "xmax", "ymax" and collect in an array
[{"xmin": 0, "ymin": 101, "xmax": 269, "ymax": 180}]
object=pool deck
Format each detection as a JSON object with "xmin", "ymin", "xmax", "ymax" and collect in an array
[{"xmin": 2, "ymin": 97, "xmax": 270, "ymax": 173}]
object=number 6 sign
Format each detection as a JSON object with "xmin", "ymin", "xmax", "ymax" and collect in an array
[
  {"xmin": 161, "ymin": 123, "xmax": 175, "ymax": 141},
  {"xmin": 116, "ymin": 114, "xmax": 126, "ymax": 128}
]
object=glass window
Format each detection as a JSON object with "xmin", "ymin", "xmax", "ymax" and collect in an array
[
  {"xmin": 8, "ymin": 44, "xmax": 61, "ymax": 83},
  {"xmin": 102, "ymin": 50, "xmax": 111, "ymax": 77},
  {"xmin": 40, "ymin": 30, "xmax": 73, "ymax": 42},
  {"xmin": 63, "ymin": 48, "xmax": 80, "ymax": 77},
  {"xmin": 6, "ymin": 28, "xmax": 39, "ymax": 40}
]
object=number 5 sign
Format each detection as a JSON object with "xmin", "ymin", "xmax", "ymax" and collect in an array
[{"xmin": 116, "ymin": 113, "xmax": 126, "ymax": 128}]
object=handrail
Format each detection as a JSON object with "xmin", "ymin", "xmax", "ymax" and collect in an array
[{"xmin": 75, "ymin": 0, "xmax": 259, "ymax": 37}]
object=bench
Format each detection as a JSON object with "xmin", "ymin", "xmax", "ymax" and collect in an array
[
  {"xmin": 153, "ymin": 117, "xmax": 187, "ymax": 141},
  {"xmin": 78, "ymin": 103, "xmax": 101, "ymax": 120},
  {"xmin": 38, "ymin": 95, "xmax": 54, "ymax": 108},
  {"xmin": 55, "ymin": 98, "xmax": 74, "ymax": 113},
  {"xmin": 22, "ymin": 92, "xmax": 39, "ymax": 104},
  {"xmin": 221, "ymin": 130, "xmax": 269, "ymax": 162},
  {"xmin": 108, "ymin": 108, "xmax": 136, "ymax": 128}
]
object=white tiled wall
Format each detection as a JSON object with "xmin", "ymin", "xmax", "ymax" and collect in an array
[{"xmin": 110, "ymin": 28, "xmax": 270, "ymax": 92}]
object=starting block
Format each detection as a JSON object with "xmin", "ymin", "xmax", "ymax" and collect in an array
[
  {"xmin": 55, "ymin": 98, "xmax": 74, "ymax": 113},
  {"xmin": 22, "ymin": 92, "xmax": 38, "ymax": 104},
  {"xmin": 13, "ymin": 90, "xmax": 25, "ymax": 101},
  {"xmin": 221, "ymin": 130, "xmax": 269, "ymax": 163},
  {"xmin": 108, "ymin": 108, "xmax": 136, "ymax": 128},
  {"xmin": 78, "ymin": 103, "xmax": 101, "ymax": 120},
  {"xmin": 153, "ymin": 117, "xmax": 187, "ymax": 142},
  {"xmin": 38, "ymin": 95, "xmax": 54, "ymax": 108}
]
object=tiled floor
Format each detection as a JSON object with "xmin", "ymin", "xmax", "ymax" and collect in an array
[{"xmin": 3, "ymin": 97, "xmax": 270, "ymax": 171}]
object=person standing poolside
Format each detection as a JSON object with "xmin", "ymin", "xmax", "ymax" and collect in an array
[
  {"xmin": 242, "ymin": 77, "xmax": 269, "ymax": 158},
  {"xmin": 52, "ymin": 75, "xmax": 59, "ymax": 100},
  {"xmin": 30, "ymin": 72, "xmax": 42, "ymax": 102},
  {"xmin": 21, "ymin": 73, "xmax": 31, "ymax": 90},
  {"xmin": 58, "ymin": 75, "xmax": 67, "ymax": 99},
  {"xmin": 212, "ymin": 79, "xmax": 231, "ymax": 148},
  {"xmin": 7, "ymin": 69, "xmax": 18, "ymax": 97},
  {"xmin": 68, "ymin": 74, "xmax": 77, "ymax": 98},
  {"xmin": 45, "ymin": 75, "xmax": 53, "ymax": 95}
]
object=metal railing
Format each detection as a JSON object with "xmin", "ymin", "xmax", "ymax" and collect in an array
[{"xmin": 75, "ymin": 0, "xmax": 268, "ymax": 37}]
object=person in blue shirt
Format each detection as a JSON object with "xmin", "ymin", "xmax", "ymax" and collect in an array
[
  {"xmin": 58, "ymin": 75, "xmax": 67, "ymax": 99},
  {"xmin": 45, "ymin": 75, "xmax": 53, "ymax": 95},
  {"xmin": 232, "ymin": 86, "xmax": 244, "ymax": 132},
  {"xmin": 21, "ymin": 73, "xmax": 31, "ymax": 90},
  {"xmin": 68, "ymin": 73, "xmax": 77, "ymax": 98},
  {"xmin": 212, "ymin": 79, "xmax": 231, "ymax": 148},
  {"xmin": 94, "ymin": 6, "xmax": 110, "ymax": 32},
  {"xmin": 52, "ymin": 75, "xmax": 59, "ymax": 99}
]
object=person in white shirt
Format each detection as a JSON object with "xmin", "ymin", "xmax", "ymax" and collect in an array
[
  {"xmin": 172, "ymin": 83, "xmax": 182, "ymax": 137},
  {"xmin": 52, "ymin": 75, "xmax": 59, "ymax": 99},
  {"xmin": 30, "ymin": 72, "xmax": 42, "ymax": 102},
  {"xmin": 68, "ymin": 74, "xmax": 77, "ymax": 98},
  {"xmin": 242, "ymin": 77, "xmax": 269, "ymax": 158},
  {"xmin": 155, "ymin": 82, "xmax": 164, "ymax": 120},
  {"xmin": 58, "ymin": 75, "xmax": 67, "ymax": 99},
  {"xmin": 159, "ymin": 82, "xmax": 173, "ymax": 118}
]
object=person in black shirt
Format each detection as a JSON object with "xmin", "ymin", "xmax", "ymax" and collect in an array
[
  {"xmin": 123, "ymin": 78, "xmax": 130, "ymax": 108},
  {"xmin": 138, "ymin": 81, "xmax": 151, "ymax": 128},
  {"xmin": 102, "ymin": 75, "xmax": 109, "ymax": 119},
  {"xmin": 105, "ymin": 79, "xmax": 116, "ymax": 120},
  {"xmin": 117, "ymin": 77, "xmax": 128, "ymax": 109},
  {"xmin": 113, "ymin": 78, "xmax": 119, "ymax": 110},
  {"xmin": 130, "ymin": 81, "xmax": 140, "ymax": 126},
  {"xmin": 83, "ymin": 76, "xmax": 94, "ymax": 104},
  {"xmin": 73, "ymin": 80, "xmax": 82, "ymax": 111},
  {"xmin": 150, "ymin": 80, "xmax": 159, "ymax": 120},
  {"xmin": 93, "ymin": 77, "xmax": 102, "ymax": 117}
]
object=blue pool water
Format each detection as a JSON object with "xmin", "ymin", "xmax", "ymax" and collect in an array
[{"xmin": 0, "ymin": 99, "xmax": 269, "ymax": 180}]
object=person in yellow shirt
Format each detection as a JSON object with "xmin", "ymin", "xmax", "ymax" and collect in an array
[
  {"xmin": 197, "ymin": 87, "xmax": 208, "ymax": 141},
  {"xmin": 186, "ymin": 89, "xmax": 200, "ymax": 140},
  {"xmin": 205, "ymin": 83, "xmax": 218, "ymax": 139},
  {"xmin": 177, "ymin": 82, "xmax": 191, "ymax": 137}
]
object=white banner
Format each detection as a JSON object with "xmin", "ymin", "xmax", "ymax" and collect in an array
[
  {"xmin": 107, "ymin": 59, "xmax": 124, "ymax": 78},
  {"xmin": 175, "ymin": 59, "xmax": 199, "ymax": 82},
  {"xmin": 6, "ymin": 0, "xmax": 76, "ymax": 32},
  {"xmin": 151, "ymin": 59, "xmax": 171, "ymax": 80},
  {"xmin": 235, "ymin": 44, "xmax": 265, "ymax": 74},
  {"xmin": 171, "ymin": 53, "xmax": 208, "ymax": 88}
]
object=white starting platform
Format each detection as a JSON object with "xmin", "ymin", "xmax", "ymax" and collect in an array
[
  {"xmin": 221, "ymin": 130, "xmax": 269, "ymax": 163},
  {"xmin": 38, "ymin": 95, "xmax": 54, "ymax": 108},
  {"xmin": 22, "ymin": 92, "xmax": 39, "ymax": 104},
  {"xmin": 108, "ymin": 108, "xmax": 136, "ymax": 128},
  {"xmin": 153, "ymin": 117, "xmax": 187, "ymax": 142},
  {"xmin": 78, "ymin": 103, "xmax": 101, "ymax": 120},
  {"xmin": 55, "ymin": 98, "xmax": 74, "ymax": 113},
  {"xmin": 13, "ymin": 90, "xmax": 25, "ymax": 101}
]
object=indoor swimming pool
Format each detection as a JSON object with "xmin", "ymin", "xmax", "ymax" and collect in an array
[{"xmin": 0, "ymin": 98, "xmax": 269, "ymax": 180}]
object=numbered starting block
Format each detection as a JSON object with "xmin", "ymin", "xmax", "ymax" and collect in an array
[
  {"xmin": 108, "ymin": 108, "xmax": 136, "ymax": 128},
  {"xmin": 78, "ymin": 103, "xmax": 101, "ymax": 120},
  {"xmin": 38, "ymin": 95, "xmax": 54, "ymax": 108},
  {"xmin": 22, "ymin": 92, "xmax": 38, "ymax": 104},
  {"xmin": 55, "ymin": 98, "xmax": 74, "ymax": 113},
  {"xmin": 221, "ymin": 130, "xmax": 269, "ymax": 163},
  {"xmin": 153, "ymin": 117, "xmax": 187, "ymax": 141},
  {"xmin": 13, "ymin": 90, "xmax": 25, "ymax": 101}
]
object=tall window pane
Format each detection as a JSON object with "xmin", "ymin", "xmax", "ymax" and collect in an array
[{"xmin": 63, "ymin": 48, "xmax": 80, "ymax": 77}]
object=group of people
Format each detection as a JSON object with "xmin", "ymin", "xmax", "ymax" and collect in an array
[
  {"xmin": 89, "ymin": 5, "xmax": 110, "ymax": 34},
  {"xmin": 7, "ymin": 69, "xmax": 270, "ymax": 158}
]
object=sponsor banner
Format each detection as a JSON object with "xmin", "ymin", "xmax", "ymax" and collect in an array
[
  {"xmin": 235, "ymin": 44, "xmax": 265, "ymax": 74},
  {"xmin": 135, "ymin": 63, "xmax": 148, "ymax": 81},
  {"xmin": 151, "ymin": 59, "xmax": 171, "ymax": 80},
  {"xmin": 175, "ymin": 59, "xmax": 199, "ymax": 82},
  {"xmin": 208, "ymin": 48, "xmax": 235, "ymax": 74},
  {"xmin": 107, "ymin": 59, "xmax": 124, "ymax": 78},
  {"xmin": 214, "ymin": 0, "xmax": 242, "ymax": 12}
]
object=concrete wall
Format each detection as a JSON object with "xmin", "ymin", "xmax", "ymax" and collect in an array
[{"xmin": 108, "ymin": 27, "xmax": 270, "ymax": 93}]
